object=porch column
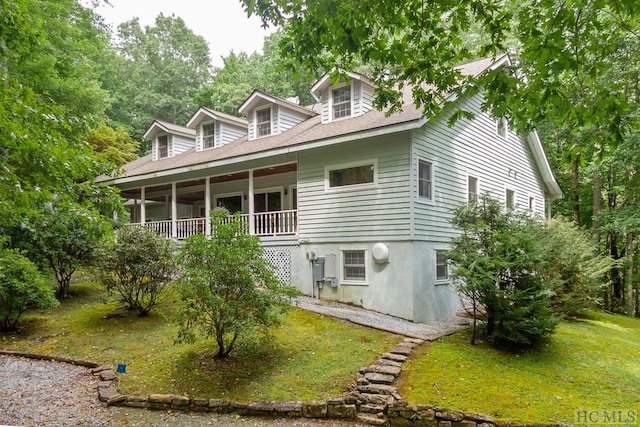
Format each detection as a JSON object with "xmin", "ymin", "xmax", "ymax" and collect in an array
[
  {"xmin": 205, "ymin": 176, "xmax": 211, "ymax": 236},
  {"xmin": 248, "ymin": 169, "xmax": 255, "ymax": 235},
  {"xmin": 171, "ymin": 182, "xmax": 177, "ymax": 239},
  {"xmin": 133, "ymin": 198, "xmax": 138, "ymax": 223},
  {"xmin": 140, "ymin": 187, "xmax": 146, "ymax": 225}
]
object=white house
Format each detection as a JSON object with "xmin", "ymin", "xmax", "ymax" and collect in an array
[{"xmin": 99, "ymin": 55, "xmax": 562, "ymax": 323}]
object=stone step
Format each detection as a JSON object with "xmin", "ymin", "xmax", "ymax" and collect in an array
[
  {"xmin": 356, "ymin": 413, "xmax": 388, "ymax": 426},
  {"xmin": 363, "ymin": 365, "xmax": 402, "ymax": 376},
  {"xmin": 381, "ymin": 352, "xmax": 407, "ymax": 362},
  {"xmin": 375, "ymin": 358, "xmax": 403, "ymax": 368},
  {"xmin": 364, "ymin": 372, "xmax": 395, "ymax": 385},
  {"xmin": 361, "ymin": 403, "xmax": 387, "ymax": 414},
  {"xmin": 359, "ymin": 393, "xmax": 394, "ymax": 406},
  {"xmin": 357, "ymin": 384, "xmax": 398, "ymax": 395},
  {"xmin": 389, "ymin": 345, "xmax": 412, "ymax": 356}
]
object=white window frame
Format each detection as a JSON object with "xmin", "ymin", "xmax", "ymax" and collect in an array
[
  {"xmin": 325, "ymin": 159, "xmax": 377, "ymax": 191},
  {"xmin": 497, "ymin": 117, "xmax": 508, "ymax": 139},
  {"xmin": 467, "ymin": 174, "xmax": 479, "ymax": 203},
  {"xmin": 253, "ymin": 186, "xmax": 284, "ymax": 212},
  {"xmin": 255, "ymin": 106, "xmax": 272, "ymax": 138},
  {"xmin": 288, "ymin": 184, "xmax": 297, "ymax": 210},
  {"xmin": 157, "ymin": 134, "xmax": 169, "ymax": 159},
  {"xmin": 435, "ymin": 249, "xmax": 450, "ymax": 284},
  {"xmin": 331, "ymin": 84, "xmax": 352, "ymax": 121},
  {"xmin": 416, "ymin": 157, "xmax": 435, "ymax": 204},
  {"xmin": 528, "ymin": 194, "xmax": 536, "ymax": 214},
  {"xmin": 201, "ymin": 121, "xmax": 216, "ymax": 149},
  {"xmin": 505, "ymin": 187, "xmax": 516, "ymax": 209},
  {"xmin": 340, "ymin": 248, "xmax": 368, "ymax": 285},
  {"xmin": 214, "ymin": 191, "xmax": 244, "ymax": 214}
]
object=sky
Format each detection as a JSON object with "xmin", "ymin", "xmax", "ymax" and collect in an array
[{"xmin": 94, "ymin": 0, "xmax": 276, "ymax": 67}]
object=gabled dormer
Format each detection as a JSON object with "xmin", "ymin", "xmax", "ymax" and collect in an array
[
  {"xmin": 238, "ymin": 90, "xmax": 317, "ymax": 141},
  {"xmin": 186, "ymin": 107, "xmax": 248, "ymax": 151},
  {"xmin": 143, "ymin": 121, "xmax": 196, "ymax": 161},
  {"xmin": 311, "ymin": 71, "xmax": 376, "ymax": 124}
]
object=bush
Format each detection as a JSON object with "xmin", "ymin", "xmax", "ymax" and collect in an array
[
  {"xmin": 175, "ymin": 210, "xmax": 300, "ymax": 358},
  {"xmin": 449, "ymin": 195, "xmax": 557, "ymax": 348},
  {"xmin": 95, "ymin": 226, "xmax": 176, "ymax": 316},
  {"xmin": 0, "ymin": 243, "xmax": 58, "ymax": 331},
  {"xmin": 539, "ymin": 217, "xmax": 614, "ymax": 317}
]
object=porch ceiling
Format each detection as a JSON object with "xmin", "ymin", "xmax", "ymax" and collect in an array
[{"xmin": 119, "ymin": 163, "xmax": 297, "ymax": 201}]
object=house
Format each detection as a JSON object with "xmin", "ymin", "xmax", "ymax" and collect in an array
[{"xmin": 99, "ymin": 55, "xmax": 562, "ymax": 323}]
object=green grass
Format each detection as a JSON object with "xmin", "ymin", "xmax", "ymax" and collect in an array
[
  {"xmin": 398, "ymin": 312, "xmax": 640, "ymax": 424},
  {"xmin": 1, "ymin": 280, "xmax": 400, "ymax": 402}
]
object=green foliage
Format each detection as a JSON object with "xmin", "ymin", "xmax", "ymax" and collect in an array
[
  {"xmin": 194, "ymin": 31, "xmax": 315, "ymax": 115},
  {"xmin": 10, "ymin": 202, "xmax": 110, "ymax": 299},
  {"xmin": 95, "ymin": 226, "xmax": 177, "ymax": 316},
  {"xmin": 108, "ymin": 13, "xmax": 211, "ymax": 151},
  {"xmin": 0, "ymin": 241, "xmax": 58, "ymax": 331},
  {"xmin": 540, "ymin": 217, "xmax": 614, "ymax": 317},
  {"xmin": 176, "ymin": 211, "xmax": 300, "ymax": 358},
  {"xmin": 86, "ymin": 124, "xmax": 139, "ymax": 168},
  {"xmin": 448, "ymin": 196, "xmax": 557, "ymax": 348}
]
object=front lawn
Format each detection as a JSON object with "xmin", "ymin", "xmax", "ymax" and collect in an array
[
  {"xmin": 398, "ymin": 311, "xmax": 640, "ymax": 424},
  {"xmin": 1, "ymin": 280, "xmax": 400, "ymax": 402}
]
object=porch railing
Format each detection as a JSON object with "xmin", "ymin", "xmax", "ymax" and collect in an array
[{"xmin": 133, "ymin": 210, "xmax": 297, "ymax": 240}]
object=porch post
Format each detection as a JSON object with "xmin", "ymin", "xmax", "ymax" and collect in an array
[
  {"xmin": 133, "ymin": 198, "xmax": 138, "ymax": 223},
  {"xmin": 248, "ymin": 169, "xmax": 255, "ymax": 235},
  {"xmin": 140, "ymin": 187, "xmax": 146, "ymax": 225},
  {"xmin": 205, "ymin": 176, "xmax": 211, "ymax": 236},
  {"xmin": 171, "ymin": 182, "xmax": 177, "ymax": 239}
]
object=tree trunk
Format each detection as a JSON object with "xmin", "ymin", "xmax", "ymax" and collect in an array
[
  {"xmin": 626, "ymin": 233, "xmax": 634, "ymax": 316},
  {"xmin": 572, "ymin": 155, "xmax": 580, "ymax": 226},
  {"xmin": 593, "ymin": 169, "xmax": 602, "ymax": 245}
]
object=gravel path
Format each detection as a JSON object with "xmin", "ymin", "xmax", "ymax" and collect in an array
[{"xmin": 294, "ymin": 296, "xmax": 471, "ymax": 340}]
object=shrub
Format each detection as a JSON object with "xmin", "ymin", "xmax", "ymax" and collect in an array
[
  {"xmin": 175, "ymin": 210, "xmax": 300, "ymax": 358},
  {"xmin": 0, "ymin": 243, "xmax": 58, "ymax": 331},
  {"xmin": 448, "ymin": 195, "xmax": 557, "ymax": 348},
  {"xmin": 539, "ymin": 217, "xmax": 614, "ymax": 317},
  {"xmin": 95, "ymin": 226, "xmax": 176, "ymax": 316}
]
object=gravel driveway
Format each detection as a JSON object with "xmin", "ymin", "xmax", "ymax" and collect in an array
[{"xmin": 0, "ymin": 355, "xmax": 367, "ymax": 426}]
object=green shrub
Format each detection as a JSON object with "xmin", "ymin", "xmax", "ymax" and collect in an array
[
  {"xmin": 540, "ymin": 217, "xmax": 614, "ymax": 317},
  {"xmin": 175, "ymin": 211, "xmax": 300, "ymax": 358},
  {"xmin": 95, "ymin": 226, "xmax": 176, "ymax": 316},
  {"xmin": 449, "ymin": 195, "xmax": 557, "ymax": 348},
  {"xmin": 0, "ymin": 243, "xmax": 58, "ymax": 331}
]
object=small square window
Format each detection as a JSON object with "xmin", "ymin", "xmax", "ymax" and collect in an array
[
  {"xmin": 328, "ymin": 162, "xmax": 375, "ymax": 188},
  {"xmin": 157, "ymin": 135, "xmax": 168, "ymax": 158},
  {"xmin": 506, "ymin": 189, "xmax": 515, "ymax": 209},
  {"xmin": 436, "ymin": 251, "xmax": 449, "ymax": 282},
  {"xmin": 343, "ymin": 250, "xmax": 366, "ymax": 281},
  {"xmin": 332, "ymin": 86, "xmax": 351, "ymax": 119},
  {"xmin": 418, "ymin": 159, "xmax": 433, "ymax": 201},
  {"xmin": 256, "ymin": 107, "xmax": 271, "ymax": 137},
  {"xmin": 468, "ymin": 176, "xmax": 478, "ymax": 203}
]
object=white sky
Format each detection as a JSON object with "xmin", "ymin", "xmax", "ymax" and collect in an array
[{"xmin": 94, "ymin": 0, "xmax": 276, "ymax": 67}]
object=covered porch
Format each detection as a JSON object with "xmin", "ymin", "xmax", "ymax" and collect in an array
[{"xmin": 120, "ymin": 163, "xmax": 298, "ymax": 240}]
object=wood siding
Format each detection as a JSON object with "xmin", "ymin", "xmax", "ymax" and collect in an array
[
  {"xmin": 411, "ymin": 93, "xmax": 547, "ymax": 243},
  {"xmin": 279, "ymin": 107, "xmax": 308, "ymax": 133},
  {"xmin": 220, "ymin": 122, "xmax": 246, "ymax": 145},
  {"xmin": 172, "ymin": 134, "xmax": 194, "ymax": 156},
  {"xmin": 352, "ymin": 81, "xmax": 361, "ymax": 117},
  {"xmin": 247, "ymin": 111, "xmax": 256, "ymax": 140},
  {"xmin": 297, "ymin": 133, "xmax": 412, "ymax": 242}
]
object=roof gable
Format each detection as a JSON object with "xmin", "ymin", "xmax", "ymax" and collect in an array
[
  {"xmin": 238, "ymin": 90, "xmax": 317, "ymax": 117},
  {"xmin": 142, "ymin": 120, "xmax": 195, "ymax": 140},
  {"xmin": 310, "ymin": 70, "xmax": 375, "ymax": 100},
  {"xmin": 186, "ymin": 107, "xmax": 247, "ymax": 129}
]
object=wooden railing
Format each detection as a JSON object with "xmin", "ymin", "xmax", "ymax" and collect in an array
[{"xmin": 133, "ymin": 210, "xmax": 297, "ymax": 240}]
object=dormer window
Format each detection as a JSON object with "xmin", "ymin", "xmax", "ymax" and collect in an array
[
  {"xmin": 158, "ymin": 135, "xmax": 168, "ymax": 158},
  {"xmin": 256, "ymin": 107, "xmax": 272, "ymax": 137},
  {"xmin": 202, "ymin": 123, "xmax": 215, "ymax": 148},
  {"xmin": 332, "ymin": 86, "xmax": 351, "ymax": 120}
]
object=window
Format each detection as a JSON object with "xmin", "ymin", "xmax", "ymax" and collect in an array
[
  {"xmin": 332, "ymin": 86, "xmax": 351, "ymax": 120},
  {"xmin": 215, "ymin": 194, "xmax": 243, "ymax": 214},
  {"xmin": 497, "ymin": 117, "xmax": 508, "ymax": 139},
  {"xmin": 418, "ymin": 159, "xmax": 433, "ymax": 201},
  {"xmin": 529, "ymin": 196, "xmax": 535, "ymax": 212},
  {"xmin": 343, "ymin": 250, "xmax": 366, "ymax": 281},
  {"xmin": 506, "ymin": 189, "xmax": 515, "ymax": 209},
  {"xmin": 256, "ymin": 107, "xmax": 271, "ymax": 137},
  {"xmin": 435, "ymin": 250, "xmax": 449, "ymax": 282},
  {"xmin": 202, "ymin": 123, "xmax": 215, "ymax": 148},
  {"xmin": 468, "ymin": 176, "xmax": 478, "ymax": 203},
  {"xmin": 157, "ymin": 135, "xmax": 168, "ymax": 158},
  {"xmin": 327, "ymin": 162, "xmax": 375, "ymax": 188}
]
